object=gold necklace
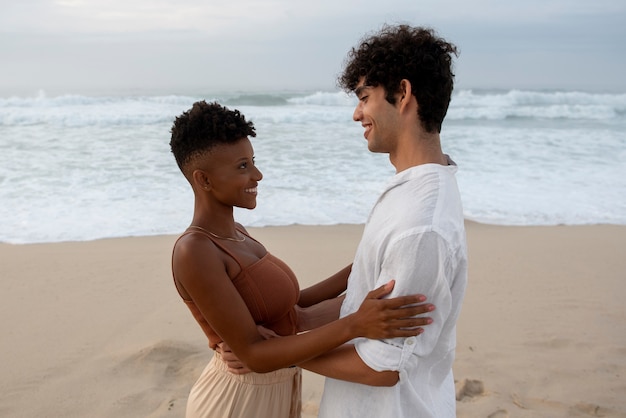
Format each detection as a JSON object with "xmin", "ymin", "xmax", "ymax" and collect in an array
[{"xmin": 188, "ymin": 225, "xmax": 246, "ymax": 242}]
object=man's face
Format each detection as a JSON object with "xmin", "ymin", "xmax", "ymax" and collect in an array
[{"xmin": 352, "ymin": 78, "xmax": 400, "ymax": 154}]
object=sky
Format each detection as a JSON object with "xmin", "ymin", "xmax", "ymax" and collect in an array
[{"xmin": 1, "ymin": 0, "xmax": 625, "ymax": 96}]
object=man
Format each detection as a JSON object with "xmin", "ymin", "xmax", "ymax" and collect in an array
[
  {"xmin": 306, "ymin": 24, "xmax": 468, "ymax": 417},
  {"xmin": 218, "ymin": 23, "xmax": 466, "ymax": 417}
]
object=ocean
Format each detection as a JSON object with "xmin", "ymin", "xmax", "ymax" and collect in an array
[{"xmin": 1, "ymin": 89, "xmax": 625, "ymax": 244}]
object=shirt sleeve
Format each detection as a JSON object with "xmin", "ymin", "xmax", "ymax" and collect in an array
[{"xmin": 354, "ymin": 229, "xmax": 454, "ymax": 372}]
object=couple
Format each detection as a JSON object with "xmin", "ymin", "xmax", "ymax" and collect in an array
[{"xmin": 170, "ymin": 24, "xmax": 467, "ymax": 418}]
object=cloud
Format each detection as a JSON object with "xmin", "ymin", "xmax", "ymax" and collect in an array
[
  {"xmin": 0, "ymin": 0, "xmax": 624, "ymax": 94},
  {"xmin": 7, "ymin": 0, "xmax": 618, "ymax": 34}
]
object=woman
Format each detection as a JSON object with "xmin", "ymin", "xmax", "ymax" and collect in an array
[{"xmin": 169, "ymin": 101, "xmax": 434, "ymax": 418}]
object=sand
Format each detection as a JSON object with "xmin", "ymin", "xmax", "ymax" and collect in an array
[{"xmin": 1, "ymin": 222, "xmax": 625, "ymax": 418}]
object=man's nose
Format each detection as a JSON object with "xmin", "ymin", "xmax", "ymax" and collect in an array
[{"xmin": 353, "ymin": 103, "xmax": 363, "ymax": 121}]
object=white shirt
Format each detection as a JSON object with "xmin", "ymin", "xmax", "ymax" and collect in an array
[{"xmin": 319, "ymin": 163, "xmax": 468, "ymax": 418}]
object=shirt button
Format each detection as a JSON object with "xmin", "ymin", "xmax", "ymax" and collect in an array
[{"xmin": 406, "ymin": 338, "xmax": 415, "ymax": 345}]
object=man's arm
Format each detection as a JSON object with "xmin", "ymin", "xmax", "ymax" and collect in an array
[
  {"xmin": 375, "ymin": 232, "xmax": 453, "ymax": 358},
  {"xmin": 301, "ymin": 231, "xmax": 450, "ymax": 386}
]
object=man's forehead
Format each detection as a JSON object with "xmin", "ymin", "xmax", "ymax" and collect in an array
[{"xmin": 354, "ymin": 80, "xmax": 373, "ymax": 96}]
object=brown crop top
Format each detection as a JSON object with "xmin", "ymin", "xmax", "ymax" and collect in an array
[{"xmin": 172, "ymin": 228, "xmax": 300, "ymax": 350}]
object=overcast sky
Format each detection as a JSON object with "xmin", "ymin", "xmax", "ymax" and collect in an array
[{"xmin": 1, "ymin": 0, "xmax": 625, "ymax": 96}]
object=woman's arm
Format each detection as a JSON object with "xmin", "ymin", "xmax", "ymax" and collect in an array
[
  {"xmin": 297, "ymin": 264, "xmax": 352, "ymax": 307},
  {"xmin": 174, "ymin": 236, "xmax": 431, "ymax": 373},
  {"xmin": 300, "ymin": 344, "xmax": 399, "ymax": 386},
  {"xmin": 295, "ymin": 295, "xmax": 344, "ymax": 332},
  {"xmin": 296, "ymin": 264, "xmax": 351, "ymax": 331}
]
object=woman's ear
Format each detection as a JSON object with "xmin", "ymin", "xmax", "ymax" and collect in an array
[{"xmin": 192, "ymin": 169, "xmax": 211, "ymax": 191}]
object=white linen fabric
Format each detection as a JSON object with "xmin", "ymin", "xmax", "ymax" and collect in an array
[{"xmin": 319, "ymin": 162, "xmax": 468, "ymax": 418}]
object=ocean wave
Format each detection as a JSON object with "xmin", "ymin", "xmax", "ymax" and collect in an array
[
  {"xmin": 1, "ymin": 89, "xmax": 625, "ymax": 128},
  {"xmin": 222, "ymin": 94, "xmax": 290, "ymax": 106},
  {"xmin": 287, "ymin": 91, "xmax": 356, "ymax": 106},
  {"xmin": 0, "ymin": 91, "xmax": 198, "ymax": 126},
  {"xmin": 1, "ymin": 86, "xmax": 625, "ymax": 244},
  {"xmin": 449, "ymin": 89, "xmax": 626, "ymax": 120}
]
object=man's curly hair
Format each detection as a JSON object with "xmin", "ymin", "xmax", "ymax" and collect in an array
[
  {"xmin": 338, "ymin": 24, "xmax": 458, "ymax": 133},
  {"xmin": 170, "ymin": 101, "xmax": 256, "ymax": 176}
]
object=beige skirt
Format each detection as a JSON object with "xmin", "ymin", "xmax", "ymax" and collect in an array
[{"xmin": 186, "ymin": 352, "xmax": 302, "ymax": 418}]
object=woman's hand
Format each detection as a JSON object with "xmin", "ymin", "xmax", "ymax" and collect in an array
[
  {"xmin": 216, "ymin": 325, "xmax": 280, "ymax": 375},
  {"xmin": 216, "ymin": 341, "xmax": 250, "ymax": 375},
  {"xmin": 350, "ymin": 280, "xmax": 435, "ymax": 340}
]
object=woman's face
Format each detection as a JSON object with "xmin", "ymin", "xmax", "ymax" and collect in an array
[{"xmin": 203, "ymin": 137, "xmax": 263, "ymax": 210}]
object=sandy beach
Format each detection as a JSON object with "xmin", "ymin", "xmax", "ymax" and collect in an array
[{"xmin": 1, "ymin": 222, "xmax": 625, "ymax": 418}]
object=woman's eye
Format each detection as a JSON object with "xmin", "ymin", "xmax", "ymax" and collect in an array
[{"xmin": 239, "ymin": 158, "xmax": 255, "ymax": 169}]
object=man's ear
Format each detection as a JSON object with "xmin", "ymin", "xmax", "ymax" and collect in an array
[
  {"xmin": 192, "ymin": 169, "xmax": 211, "ymax": 190},
  {"xmin": 397, "ymin": 79, "xmax": 418, "ymax": 116}
]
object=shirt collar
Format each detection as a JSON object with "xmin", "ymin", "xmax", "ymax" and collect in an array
[{"xmin": 384, "ymin": 159, "xmax": 458, "ymax": 191}]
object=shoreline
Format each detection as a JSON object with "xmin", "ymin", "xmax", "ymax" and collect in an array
[
  {"xmin": 3, "ymin": 219, "xmax": 626, "ymax": 247},
  {"xmin": 1, "ymin": 222, "xmax": 625, "ymax": 417},
  {"xmin": 7, "ymin": 220, "xmax": 622, "ymax": 250}
]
